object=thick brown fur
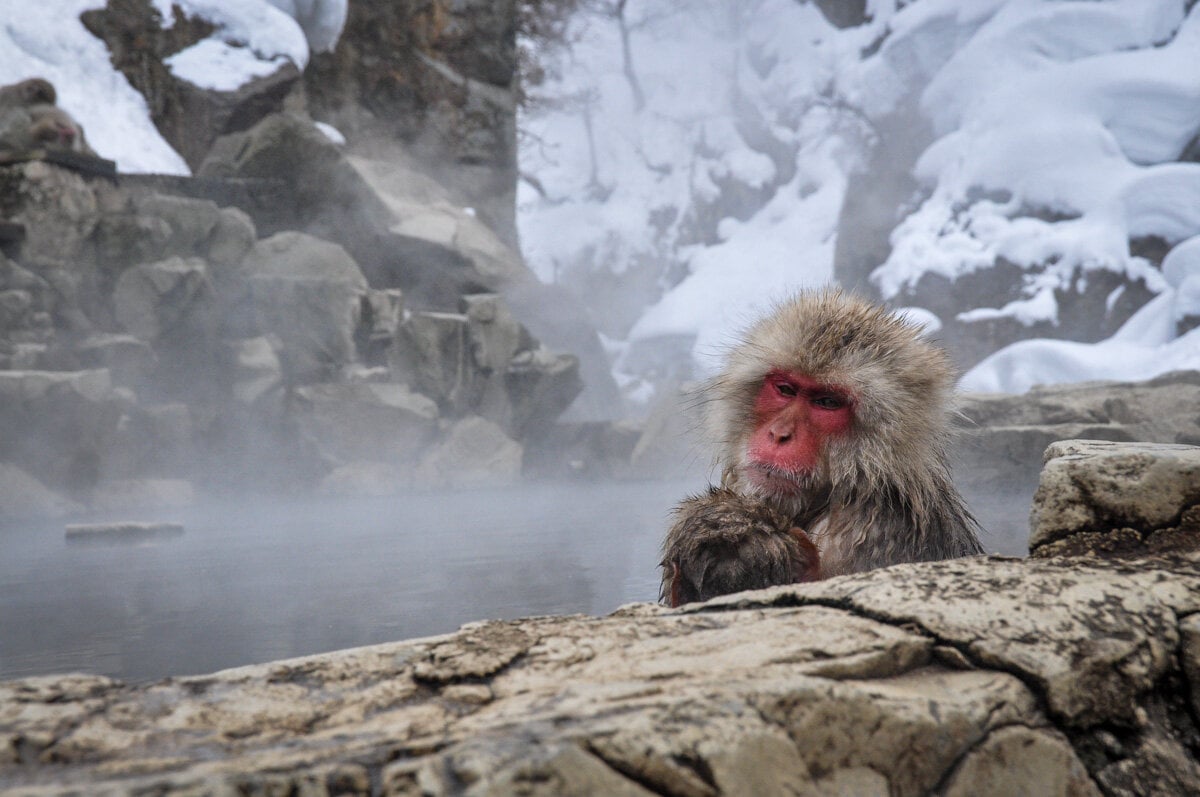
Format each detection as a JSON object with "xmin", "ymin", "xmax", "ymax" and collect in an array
[
  {"xmin": 0, "ymin": 77, "xmax": 56, "ymax": 110},
  {"xmin": 0, "ymin": 104, "xmax": 97, "ymax": 157},
  {"xmin": 661, "ymin": 288, "xmax": 982, "ymax": 603},
  {"xmin": 660, "ymin": 487, "xmax": 820, "ymax": 607}
]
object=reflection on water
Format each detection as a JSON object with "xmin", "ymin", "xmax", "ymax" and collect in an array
[
  {"xmin": 0, "ymin": 478, "xmax": 1030, "ymax": 684},
  {"xmin": 0, "ymin": 480, "xmax": 700, "ymax": 683}
]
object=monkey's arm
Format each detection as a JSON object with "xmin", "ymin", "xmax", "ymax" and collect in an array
[{"xmin": 660, "ymin": 486, "xmax": 820, "ymax": 607}]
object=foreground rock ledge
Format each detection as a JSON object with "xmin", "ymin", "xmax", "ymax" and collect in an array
[{"xmin": 4, "ymin": 553, "xmax": 1200, "ymax": 796}]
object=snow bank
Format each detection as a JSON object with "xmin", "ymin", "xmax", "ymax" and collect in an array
[
  {"xmin": 0, "ymin": 0, "xmax": 188, "ymax": 173},
  {"xmin": 872, "ymin": 0, "xmax": 1200, "ymax": 328},
  {"xmin": 155, "ymin": 0, "xmax": 310, "ymax": 89},
  {"xmin": 961, "ymin": 292, "xmax": 1200, "ymax": 393}
]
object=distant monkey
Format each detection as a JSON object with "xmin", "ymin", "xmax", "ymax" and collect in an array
[
  {"xmin": 661, "ymin": 288, "xmax": 982, "ymax": 606},
  {"xmin": 0, "ymin": 77, "xmax": 56, "ymax": 110},
  {"xmin": 0, "ymin": 77, "xmax": 97, "ymax": 158},
  {"xmin": 0, "ymin": 104, "xmax": 97, "ymax": 157}
]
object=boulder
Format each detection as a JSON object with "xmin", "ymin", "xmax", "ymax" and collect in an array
[
  {"xmin": 0, "ymin": 161, "xmax": 100, "ymax": 266},
  {"xmin": 0, "ymin": 369, "xmax": 127, "ymax": 492},
  {"xmin": 112, "ymin": 256, "xmax": 210, "ymax": 343},
  {"xmin": 290, "ymin": 382, "xmax": 439, "ymax": 466},
  {"xmin": 955, "ymin": 371, "xmax": 1200, "ymax": 555},
  {"xmin": 225, "ymin": 336, "xmax": 283, "ymax": 406},
  {"xmin": 243, "ymin": 232, "xmax": 367, "ymax": 383},
  {"xmin": 205, "ymin": 205, "xmax": 256, "ymax": 270},
  {"xmin": 133, "ymin": 194, "xmax": 221, "ymax": 256},
  {"xmin": 413, "ymin": 415, "xmax": 523, "ymax": 489},
  {"xmin": 80, "ymin": 1, "xmax": 301, "ymax": 170},
  {"xmin": 389, "ymin": 310, "xmax": 477, "ymax": 412},
  {"xmin": 73, "ymin": 333, "xmax": 156, "ymax": 388},
  {"xmin": 504, "ymin": 345, "xmax": 583, "ymax": 439},
  {"xmin": 1030, "ymin": 439, "xmax": 1200, "ymax": 558},
  {"xmin": 0, "ymin": 462, "xmax": 79, "ymax": 518},
  {"xmin": 316, "ymin": 461, "xmax": 409, "ymax": 498}
]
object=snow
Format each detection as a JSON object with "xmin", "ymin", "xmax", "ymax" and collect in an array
[
  {"xmin": 0, "ymin": 0, "xmax": 346, "ymax": 174},
  {"xmin": 265, "ymin": 0, "xmax": 347, "ymax": 53},
  {"xmin": 154, "ymin": 0, "xmax": 310, "ymax": 88},
  {"xmin": 0, "ymin": 0, "xmax": 189, "ymax": 174},
  {"xmin": 872, "ymin": 0, "xmax": 1200, "ymax": 324},
  {"xmin": 165, "ymin": 39, "xmax": 292, "ymax": 92},
  {"xmin": 520, "ymin": 0, "xmax": 1200, "ymax": 397},
  {"xmin": 961, "ymin": 293, "xmax": 1200, "ymax": 393}
]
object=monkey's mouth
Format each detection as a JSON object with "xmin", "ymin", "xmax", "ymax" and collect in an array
[{"xmin": 744, "ymin": 463, "xmax": 811, "ymax": 496}]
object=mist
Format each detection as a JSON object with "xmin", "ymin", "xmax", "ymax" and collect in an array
[{"xmin": 0, "ymin": 480, "xmax": 703, "ymax": 682}]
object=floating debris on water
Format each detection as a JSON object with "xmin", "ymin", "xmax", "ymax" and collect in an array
[{"xmin": 65, "ymin": 522, "xmax": 184, "ymax": 545}]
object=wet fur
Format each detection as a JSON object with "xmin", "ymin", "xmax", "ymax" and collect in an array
[{"xmin": 662, "ymin": 288, "xmax": 983, "ymax": 601}]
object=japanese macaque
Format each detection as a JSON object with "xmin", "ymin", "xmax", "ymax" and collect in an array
[
  {"xmin": 661, "ymin": 288, "xmax": 983, "ymax": 606},
  {"xmin": 0, "ymin": 77, "xmax": 96, "ymax": 158},
  {"xmin": 0, "ymin": 77, "xmax": 56, "ymax": 110},
  {"xmin": 0, "ymin": 104, "xmax": 97, "ymax": 157}
]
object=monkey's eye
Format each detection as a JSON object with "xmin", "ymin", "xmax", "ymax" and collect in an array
[
  {"xmin": 812, "ymin": 395, "xmax": 845, "ymax": 410},
  {"xmin": 776, "ymin": 382, "xmax": 798, "ymax": 398}
]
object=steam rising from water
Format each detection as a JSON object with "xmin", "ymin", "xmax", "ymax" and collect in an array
[{"xmin": 0, "ymin": 481, "xmax": 699, "ymax": 683}]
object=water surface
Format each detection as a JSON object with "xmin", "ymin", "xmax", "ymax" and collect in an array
[{"xmin": 1, "ymin": 480, "xmax": 694, "ymax": 683}]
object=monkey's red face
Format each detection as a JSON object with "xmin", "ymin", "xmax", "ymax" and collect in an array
[{"xmin": 743, "ymin": 369, "xmax": 853, "ymax": 495}]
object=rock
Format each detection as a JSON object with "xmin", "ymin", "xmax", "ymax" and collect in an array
[
  {"xmin": 348, "ymin": 155, "xmax": 527, "ymax": 286},
  {"xmin": 205, "ymin": 205, "xmax": 256, "ymax": 270},
  {"xmin": 80, "ymin": 1, "xmax": 301, "ymax": 170},
  {"xmin": 87, "ymin": 478, "xmax": 195, "ymax": 512},
  {"xmin": 627, "ymin": 382, "xmax": 706, "ymax": 480},
  {"xmin": 522, "ymin": 421, "xmax": 643, "ymax": 480},
  {"xmin": 414, "ymin": 415, "xmax": 522, "ymax": 488},
  {"xmin": 10, "ymin": 550, "xmax": 1199, "ymax": 793},
  {"xmin": 0, "ymin": 161, "xmax": 99, "ymax": 266},
  {"xmin": 226, "ymin": 336, "xmax": 283, "ymax": 405},
  {"xmin": 0, "ymin": 462, "xmax": 80, "ymax": 518},
  {"xmin": 197, "ymin": 113, "xmax": 394, "ymax": 263},
  {"xmin": 1030, "ymin": 440, "xmax": 1200, "ymax": 557},
  {"xmin": 0, "ymin": 369, "xmax": 126, "ymax": 492},
  {"xmin": 304, "ymin": 0, "xmax": 519, "ymax": 243},
  {"xmin": 291, "ymin": 382, "xmax": 439, "ymax": 466},
  {"xmin": 956, "ymin": 371, "xmax": 1200, "ymax": 555},
  {"xmin": 243, "ymin": 232, "xmax": 367, "ymax": 383},
  {"xmin": 73, "ymin": 333, "xmax": 156, "ymax": 388},
  {"xmin": 357, "ymin": 288, "xmax": 403, "ymax": 365},
  {"xmin": 133, "ymin": 193, "xmax": 221, "ymax": 256},
  {"xmin": 941, "ymin": 725, "xmax": 1100, "ymax": 797},
  {"xmin": 505, "ymin": 345, "xmax": 583, "ymax": 439},
  {"xmin": 390, "ymin": 310, "xmax": 476, "ymax": 412},
  {"xmin": 316, "ymin": 461, "xmax": 409, "ymax": 497},
  {"xmin": 64, "ymin": 521, "xmax": 184, "ymax": 544},
  {"xmin": 112, "ymin": 256, "xmax": 210, "ymax": 342}
]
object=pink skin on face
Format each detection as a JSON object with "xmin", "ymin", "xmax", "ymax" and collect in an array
[{"xmin": 744, "ymin": 369, "xmax": 853, "ymax": 495}]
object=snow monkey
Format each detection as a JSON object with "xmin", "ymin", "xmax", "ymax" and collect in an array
[
  {"xmin": 0, "ymin": 77, "xmax": 56, "ymax": 110},
  {"xmin": 0, "ymin": 77, "xmax": 97, "ymax": 157},
  {"xmin": 660, "ymin": 288, "xmax": 983, "ymax": 606}
]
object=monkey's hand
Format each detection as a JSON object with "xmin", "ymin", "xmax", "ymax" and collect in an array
[{"xmin": 660, "ymin": 486, "xmax": 820, "ymax": 607}]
